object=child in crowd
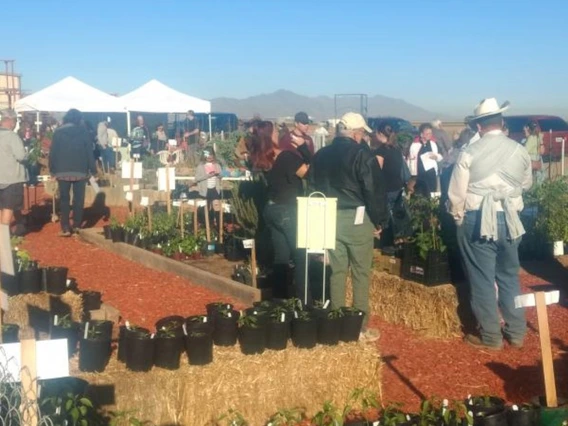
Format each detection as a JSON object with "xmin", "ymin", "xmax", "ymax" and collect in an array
[{"xmin": 194, "ymin": 149, "xmax": 222, "ymax": 225}]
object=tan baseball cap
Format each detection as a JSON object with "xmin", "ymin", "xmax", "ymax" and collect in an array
[{"xmin": 340, "ymin": 112, "xmax": 372, "ymax": 133}]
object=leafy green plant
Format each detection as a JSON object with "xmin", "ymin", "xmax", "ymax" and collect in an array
[
  {"xmin": 215, "ymin": 408, "xmax": 249, "ymax": 426},
  {"xmin": 270, "ymin": 306, "xmax": 288, "ymax": 321},
  {"xmin": 108, "ymin": 409, "xmax": 154, "ymax": 426},
  {"xmin": 10, "ymin": 236, "xmax": 23, "ymax": 249},
  {"xmin": 283, "ymin": 298, "xmax": 302, "ymax": 311},
  {"xmin": 110, "ymin": 217, "xmax": 122, "ymax": 231},
  {"xmin": 311, "ymin": 401, "xmax": 344, "ymax": 426},
  {"xmin": 42, "ymin": 392, "xmax": 101, "ymax": 426},
  {"xmin": 142, "ymin": 154, "xmax": 163, "ymax": 170},
  {"xmin": 381, "ymin": 403, "xmax": 409, "ymax": 426},
  {"xmin": 56, "ymin": 314, "xmax": 73, "ymax": 329},
  {"xmin": 267, "ymin": 406, "xmax": 305, "ymax": 425},
  {"xmin": 534, "ymin": 177, "xmax": 568, "ymax": 242},
  {"xmin": 327, "ymin": 309, "xmax": 344, "ymax": 319},
  {"xmin": 408, "ymin": 194, "xmax": 446, "ymax": 259},
  {"xmin": 156, "ymin": 323, "xmax": 179, "ymax": 338},
  {"xmin": 294, "ymin": 310, "xmax": 312, "ymax": 322},
  {"xmin": 211, "ymin": 132, "xmax": 242, "ymax": 169},
  {"xmin": 15, "ymin": 249, "xmax": 36, "ymax": 272},
  {"xmin": 237, "ymin": 314, "xmax": 258, "ymax": 328},
  {"xmin": 230, "ymin": 182, "xmax": 259, "ymax": 238}
]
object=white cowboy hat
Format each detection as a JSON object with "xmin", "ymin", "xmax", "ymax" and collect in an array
[{"xmin": 472, "ymin": 98, "xmax": 510, "ymax": 119}]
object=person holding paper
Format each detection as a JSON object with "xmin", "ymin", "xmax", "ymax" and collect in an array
[
  {"xmin": 309, "ymin": 112, "xmax": 387, "ymax": 342},
  {"xmin": 448, "ymin": 98, "xmax": 531, "ymax": 350},
  {"xmin": 194, "ymin": 149, "xmax": 222, "ymax": 226},
  {"xmin": 250, "ymin": 121, "xmax": 312, "ymax": 301},
  {"xmin": 49, "ymin": 109, "xmax": 97, "ymax": 237},
  {"xmin": 408, "ymin": 123, "xmax": 442, "ymax": 194}
]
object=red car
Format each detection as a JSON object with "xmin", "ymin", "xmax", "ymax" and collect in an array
[{"xmin": 504, "ymin": 115, "xmax": 568, "ymax": 160}]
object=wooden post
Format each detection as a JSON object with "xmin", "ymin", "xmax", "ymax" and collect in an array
[
  {"xmin": 219, "ymin": 203, "xmax": 224, "ymax": 244},
  {"xmin": 204, "ymin": 202, "xmax": 211, "ymax": 242},
  {"xmin": 147, "ymin": 205, "xmax": 153, "ymax": 232},
  {"xmin": 251, "ymin": 240, "xmax": 257, "ymax": 289},
  {"xmin": 129, "ymin": 160, "xmax": 135, "ymax": 216},
  {"xmin": 165, "ymin": 165, "xmax": 171, "ymax": 215},
  {"xmin": 536, "ymin": 291, "xmax": 558, "ymax": 407},
  {"xmin": 0, "ymin": 308, "xmax": 3, "ymax": 344},
  {"xmin": 20, "ymin": 332, "xmax": 39, "ymax": 426}
]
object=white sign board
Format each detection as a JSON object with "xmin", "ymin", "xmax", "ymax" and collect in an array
[
  {"xmin": 243, "ymin": 239, "xmax": 254, "ymax": 249},
  {"xmin": 157, "ymin": 167, "xmax": 176, "ymax": 192},
  {"xmin": 515, "ymin": 290, "xmax": 560, "ymax": 309},
  {"xmin": 1, "ymin": 291, "xmax": 8, "ymax": 311},
  {"xmin": 187, "ymin": 199, "xmax": 207, "ymax": 208},
  {"xmin": 123, "ymin": 184, "xmax": 140, "ymax": 191},
  {"xmin": 125, "ymin": 191, "xmax": 133, "ymax": 202},
  {"xmin": 168, "ymin": 139, "xmax": 178, "ymax": 147},
  {"xmin": 140, "ymin": 197, "xmax": 149, "ymax": 207},
  {"xmin": 0, "ymin": 339, "xmax": 69, "ymax": 382},
  {"xmin": 121, "ymin": 161, "xmax": 143, "ymax": 179},
  {"xmin": 297, "ymin": 196, "xmax": 337, "ymax": 250}
]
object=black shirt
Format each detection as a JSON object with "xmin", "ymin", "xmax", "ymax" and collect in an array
[
  {"xmin": 373, "ymin": 143, "xmax": 403, "ymax": 193},
  {"xmin": 266, "ymin": 151, "xmax": 304, "ymax": 205},
  {"xmin": 184, "ymin": 118, "xmax": 198, "ymax": 145}
]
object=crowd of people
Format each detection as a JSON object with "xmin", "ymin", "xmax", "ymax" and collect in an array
[{"xmin": 0, "ymin": 97, "xmax": 541, "ymax": 346}]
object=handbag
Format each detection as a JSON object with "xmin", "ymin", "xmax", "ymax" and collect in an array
[{"xmin": 391, "ymin": 190, "xmax": 413, "ymax": 239}]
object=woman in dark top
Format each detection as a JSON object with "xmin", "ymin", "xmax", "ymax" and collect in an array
[
  {"xmin": 373, "ymin": 124, "xmax": 407, "ymax": 247},
  {"xmin": 250, "ymin": 121, "xmax": 311, "ymax": 302}
]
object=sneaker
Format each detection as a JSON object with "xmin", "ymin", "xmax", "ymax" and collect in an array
[
  {"xmin": 360, "ymin": 327, "xmax": 380, "ymax": 343},
  {"xmin": 59, "ymin": 230, "xmax": 71, "ymax": 237},
  {"xmin": 505, "ymin": 337, "xmax": 524, "ymax": 349},
  {"xmin": 464, "ymin": 334, "xmax": 503, "ymax": 351}
]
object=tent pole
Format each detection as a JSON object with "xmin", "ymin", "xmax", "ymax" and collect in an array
[
  {"xmin": 208, "ymin": 113, "xmax": 212, "ymax": 142},
  {"xmin": 126, "ymin": 111, "xmax": 131, "ymax": 136}
]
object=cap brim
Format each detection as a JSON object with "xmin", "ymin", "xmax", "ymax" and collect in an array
[{"xmin": 363, "ymin": 125, "xmax": 373, "ymax": 133}]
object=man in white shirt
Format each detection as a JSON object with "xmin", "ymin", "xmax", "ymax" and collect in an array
[{"xmin": 448, "ymin": 98, "xmax": 531, "ymax": 351}]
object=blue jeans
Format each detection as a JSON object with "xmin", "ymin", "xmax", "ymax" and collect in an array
[
  {"xmin": 264, "ymin": 203, "xmax": 309, "ymax": 303},
  {"xmin": 100, "ymin": 146, "xmax": 115, "ymax": 170},
  {"xmin": 58, "ymin": 179, "xmax": 87, "ymax": 232},
  {"xmin": 457, "ymin": 210, "xmax": 526, "ymax": 345}
]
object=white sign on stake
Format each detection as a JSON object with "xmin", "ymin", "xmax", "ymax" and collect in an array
[
  {"xmin": 157, "ymin": 167, "xmax": 176, "ymax": 192},
  {"xmin": 243, "ymin": 239, "xmax": 254, "ymax": 249},
  {"xmin": 168, "ymin": 139, "xmax": 178, "ymax": 147},
  {"xmin": 125, "ymin": 192, "xmax": 133, "ymax": 202},
  {"xmin": 514, "ymin": 290, "xmax": 560, "ymax": 309},
  {"xmin": 140, "ymin": 197, "xmax": 149, "ymax": 207},
  {"xmin": 172, "ymin": 200, "xmax": 181, "ymax": 207},
  {"xmin": 121, "ymin": 162, "xmax": 143, "ymax": 179},
  {"xmin": 0, "ymin": 340, "xmax": 69, "ymax": 382},
  {"xmin": 123, "ymin": 184, "xmax": 140, "ymax": 191}
]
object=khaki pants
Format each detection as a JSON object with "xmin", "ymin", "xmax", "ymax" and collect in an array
[{"xmin": 328, "ymin": 209, "xmax": 374, "ymax": 326}]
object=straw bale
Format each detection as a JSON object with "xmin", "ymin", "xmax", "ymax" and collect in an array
[
  {"xmin": 75, "ymin": 342, "xmax": 382, "ymax": 425},
  {"xmin": 5, "ymin": 291, "xmax": 83, "ymax": 327},
  {"xmin": 346, "ymin": 270, "xmax": 460, "ymax": 338}
]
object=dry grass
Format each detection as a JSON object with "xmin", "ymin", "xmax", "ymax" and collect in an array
[
  {"xmin": 5, "ymin": 291, "xmax": 83, "ymax": 328},
  {"xmin": 347, "ymin": 270, "xmax": 461, "ymax": 338},
  {"xmin": 74, "ymin": 342, "xmax": 382, "ymax": 425}
]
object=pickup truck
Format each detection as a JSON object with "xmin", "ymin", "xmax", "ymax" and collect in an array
[{"xmin": 504, "ymin": 115, "xmax": 568, "ymax": 160}]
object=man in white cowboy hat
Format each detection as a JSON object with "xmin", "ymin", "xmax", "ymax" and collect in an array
[
  {"xmin": 309, "ymin": 112, "xmax": 387, "ymax": 342},
  {"xmin": 448, "ymin": 98, "xmax": 531, "ymax": 350}
]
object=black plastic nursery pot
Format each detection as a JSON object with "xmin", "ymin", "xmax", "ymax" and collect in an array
[
  {"xmin": 79, "ymin": 336, "xmax": 111, "ymax": 372},
  {"xmin": 466, "ymin": 397, "xmax": 506, "ymax": 418},
  {"xmin": 103, "ymin": 225, "xmax": 112, "ymax": 239},
  {"xmin": 266, "ymin": 319, "xmax": 291, "ymax": 351},
  {"xmin": 212, "ymin": 310, "xmax": 240, "ymax": 346},
  {"xmin": 214, "ymin": 242, "xmax": 224, "ymax": 255},
  {"xmin": 118, "ymin": 325, "xmax": 149, "ymax": 363},
  {"xmin": 224, "ymin": 236, "xmax": 246, "ymax": 261},
  {"xmin": 154, "ymin": 335, "xmax": 184, "ymax": 370},
  {"xmin": 186, "ymin": 332, "xmax": 213, "ymax": 366},
  {"xmin": 125, "ymin": 330, "xmax": 155, "ymax": 372},
  {"xmin": 291, "ymin": 316, "xmax": 318, "ymax": 349},
  {"xmin": 238, "ymin": 325, "xmax": 266, "ymax": 355},
  {"xmin": 340, "ymin": 308, "xmax": 366, "ymax": 342},
  {"xmin": 51, "ymin": 323, "xmax": 79, "ymax": 358},
  {"xmin": 507, "ymin": 406, "xmax": 538, "ymax": 426},
  {"xmin": 185, "ymin": 316, "xmax": 214, "ymax": 334},
  {"xmin": 125, "ymin": 230, "xmax": 139, "ymax": 245},
  {"xmin": 44, "ymin": 266, "xmax": 69, "ymax": 295},
  {"xmin": 472, "ymin": 409, "xmax": 507, "ymax": 426},
  {"xmin": 19, "ymin": 268, "xmax": 42, "ymax": 294},
  {"xmin": 110, "ymin": 227, "xmax": 125, "ymax": 243},
  {"xmin": 82, "ymin": 290, "xmax": 102, "ymax": 311},
  {"xmin": 206, "ymin": 302, "xmax": 233, "ymax": 318},
  {"xmin": 2, "ymin": 324, "xmax": 19, "ymax": 343},
  {"xmin": 317, "ymin": 316, "xmax": 342, "ymax": 346},
  {"xmin": 155, "ymin": 315, "xmax": 185, "ymax": 337}
]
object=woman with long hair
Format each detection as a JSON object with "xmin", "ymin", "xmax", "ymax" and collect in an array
[
  {"xmin": 524, "ymin": 121, "xmax": 544, "ymax": 185},
  {"xmin": 250, "ymin": 121, "xmax": 312, "ymax": 302}
]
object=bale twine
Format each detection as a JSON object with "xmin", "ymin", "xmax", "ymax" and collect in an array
[
  {"xmin": 75, "ymin": 342, "xmax": 382, "ymax": 425},
  {"xmin": 346, "ymin": 271, "xmax": 461, "ymax": 338},
  {"xmin": 5, "ymin": 291, "xmax": 83, "ymax": 328}
]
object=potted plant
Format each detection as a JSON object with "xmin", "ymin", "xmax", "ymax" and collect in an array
[
  {"xmin": 155, "ymin": 315, "xmax": 185, "ymax": 335},
  {"xmin": 185, "ymin": 330, "xmax": 214, "ymax": 366},
  {"xmin": 125, "ymin": 327, "xmax": 155, "ymax": 372},
  {"xmin": 206, "ymin": 302, "xmax": 234, "ymax": 323},
  {"xmin": 534, "ymin": 178, "xmax": 568, "ymax": 257},
  {"xmin": 81, "ymin": 290, "xmax": 102, "ymax": 311},
  {"xmin": 238, "ymin": 314, "xmax": 265, "ymax": 355},
  {"xmin": 117, "ymin": 323, "xmax": 146, "ymax": 363},
  {"xmin": 311, "ymin": 401, "xmax": 344, "ymax": 426},
  {"xmin": 154, "ymin": 323, "xmax": 184, "ymax": 370},
  {"xmin": 343, "ymin": 388, "xmax": 381, "ymax": 425},
  {"xmin": 340, "ymin": 307, "xmax": 366, "ymax": 342},
  {"xmin": 403, "ymin": 194, "xmax": 450, "ymax": 286},
  {"xmin": 44, "ymin": 266, "xmax": 69, "ymax": 295},
  {"xmin": 317, "ymin": 308, "xmax": 343, "ymax": 346},
  {"xmin": 266, "ymin": 407, "xmax": 306, "ymax": 426},
  {"xmin": 185, "ymin": 315, "xmax": 213, "ymax": 334},
  {"xmin": 51, "ymin": 314, "xmax": 79, "ymax": 358},
  {"xmin": 15, "ymin": 249, "xmax": 42, "ymax": 294},
  {"xmin": 212, "ymin": 307, "xmax": 240, "ymax": 346},
  {"xmin": 266, "ymin": 306, "xmax": 291, "ymax": 351},
  {"xmin": 2, "ymin": 324, "xmax": 19, "ymax": 343},
  {"xmin": 291, "ymin": 310, "xmax": 318, "ymax": 349},
  {"xmin": 380, "ymin": 404, "xmax": 413, "ymax": 426},
  {"xmin": 507, "ymin": 404, "xmax": 538, "ymax": 426},
  {"xmin": 109, "ymin": 217, "xmax": 125, "ymax": 243},
  {"xmin": 466, "ymin": 395, "xmax": 506, "ymax": 426},
  {"xmin": 79, "ymin": 321, "xmax": 112, "ymax": 372},
  {"xmin": 103, "ymin": 224, "xmax": 112, "ymax": 239}
]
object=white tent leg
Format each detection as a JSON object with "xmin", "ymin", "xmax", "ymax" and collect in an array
[
  {"xmin": 208, "ymin": 113, "xmax": 213, "ymax": 141},
  {"xmin": 126, "ymin": 111, "xmax": 131, "ymax": 136}
]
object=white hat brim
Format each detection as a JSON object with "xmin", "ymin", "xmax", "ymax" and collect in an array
[{"xmin": 472, "ymin": 101, "xmax": 510, "ymax": 119}]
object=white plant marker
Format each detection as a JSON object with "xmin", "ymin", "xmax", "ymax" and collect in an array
[
  {"xmin": 280, "ymin": 313, "xmax": 285, "ymax": 323},
  {"xmin": 322, "ymin": 300, "xmax": 330, "ymax": 309},
  {"xmin": 83, "ymin": 322, "xmax": 89, "ymax": 339},
  {"xmin": 515, "ymin": 290, "xmax": 560, "ymax": 408},
  {"xmin": 53, "ymin": 315, "xmax": 58, "ymax": 326},
  {"xmin": 182, "ymin": 324, "xmax": 187, "ymax": 336}
]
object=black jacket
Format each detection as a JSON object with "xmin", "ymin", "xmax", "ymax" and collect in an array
[
  {"xmin": 49, "ymin": 123, "xmax": 97, "ymax": 178},
  {"xmin": 308, "ymin": 136, "xmax": 387, "ymax": 228}
]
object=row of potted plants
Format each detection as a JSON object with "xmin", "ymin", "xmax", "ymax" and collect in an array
[{"xmin": 213, "ymin": 394, "xmax": 553, "ymax": 426}]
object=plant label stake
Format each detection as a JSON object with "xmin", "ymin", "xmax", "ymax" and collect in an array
[
  {"xmin": 166, "ymin": 164, "xmax": 171, "ymax": 215},
  {"xmin": 180, "ymin": 201, "xmax": 185, "ymax": 237},
  {"xmin": 219, "ymin": 197, "xmax": 224, "ymax": 245},
  {"xmin": 20, "ymin": 331, "xmax": 39, "ymax": 426},
  {"xmin": 515, "ymin": 290, "xmax": 560, "ymax": 407},
  {"xmin": 193, "ymin": 203, "xmax": 198, "ymax": 236},
  {"xmin": 141, "ymin": 197, "xmax": 152, "ymax": 232},
  {"xmin": 243, "ymin": 239, "xmax": 257, "ymax": 288},
  {"xmin": 204, "ymin": 201, "xmax": 211, "ymax": 243}
]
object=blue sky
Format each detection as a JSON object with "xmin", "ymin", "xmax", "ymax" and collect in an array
[{"xmin": 3, "ymin": 0, "xmax": 567, "ymax": 116}]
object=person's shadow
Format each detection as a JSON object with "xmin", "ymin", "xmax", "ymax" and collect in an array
[{"xmin": 82, "ymin": 192, "xmax": 111, "ymax": 228}]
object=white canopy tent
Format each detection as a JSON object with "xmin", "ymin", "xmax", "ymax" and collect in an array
[
  {"xmin": 120, "ymin": 79, "xmax": 212, "ymax": 138},
  {"xmin": 14, "ymin": 76, "xmax": 127, "ymax": 132}
]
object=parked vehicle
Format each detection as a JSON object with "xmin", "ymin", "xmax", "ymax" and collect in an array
[
  {"xmin": 366, "ymin": 116, "xmax": 418, "ymax": 136},
  {"xmin": 504, "ymin": 115, "xmax": 568, "ymax": 160}
]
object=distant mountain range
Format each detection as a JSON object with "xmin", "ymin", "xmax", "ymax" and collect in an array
[{"xmin": 211, "ymin": 89, "xmax": 455, "ymax": 122}]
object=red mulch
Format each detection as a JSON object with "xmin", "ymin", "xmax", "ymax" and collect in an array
[{"xmin": 19, "ymin": 206, "xmax": 568, "ymax": 412}]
